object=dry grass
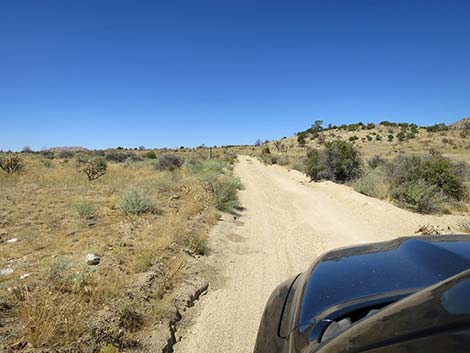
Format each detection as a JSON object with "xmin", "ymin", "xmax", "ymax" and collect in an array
[
  {"xmin": 18, "ymin": 290, "xmax": 87, "ymax": 348},
  {"xmin": 460, "ymin": 218, "xmax": 470, "ymax": 233},
  {"xmin": 0, "ymin": 151, "xmax": 237, "ymax": 351}
]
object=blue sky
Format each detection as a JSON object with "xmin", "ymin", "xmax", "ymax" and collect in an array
[{"xmin": 1, "ymin": 0, "xmax": 469, "ymax": 151}]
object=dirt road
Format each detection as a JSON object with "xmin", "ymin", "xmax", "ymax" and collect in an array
[{"xmin": 174, "ymin": 156, "xmax": 463, "ymax": 353}]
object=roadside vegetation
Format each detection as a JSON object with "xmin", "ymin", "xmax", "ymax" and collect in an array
[
  {"xmin": 253, "ymin": 118, "xmax": 470, "ymax": 215},
  {"xmin": 0, "ymin": 148, "xmax": 240, "ymax": 352}
]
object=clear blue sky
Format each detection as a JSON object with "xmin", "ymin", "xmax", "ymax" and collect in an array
[{"xmin": 1, "ymin": 0, "xmax": 469, "ymax": 151}]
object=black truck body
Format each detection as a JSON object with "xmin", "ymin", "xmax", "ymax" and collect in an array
[{"xmin": 253, "ymin": 235, "xmax": 470, "ymax": 353}]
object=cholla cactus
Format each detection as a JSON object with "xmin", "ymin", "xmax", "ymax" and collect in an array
[
  {"xmin": 0, "ymin": 154, "xmax": 25, "ymax": 173},
  {"xmin": 81, "ymin": 157, "xmax": 107, "ymax": 181}
]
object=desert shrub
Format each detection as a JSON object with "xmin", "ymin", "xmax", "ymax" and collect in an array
[
  {"xmin": 187, "ymin": 159, "xmax": 241, "ymax": 213},
  {"xmin": 186, "ymin": 158, "xmax": 226, "ymax": 176},
  {"xmin": 42, "ymin": 159, "xmax": 53, "ymax": 168},
  {"xmin": 0, "ymin": 154, "xmax": 25, "ymax": 173},
  {"xmin": 297, "ymin": 133, "xmax": 307, "ymax": 146},
  {"xmin": 80, "ymin": 157, "xmax": 107, "ymax": 181},
  {"xmin": 368, "ymin": 155, "xmax": 387, "ymax": 169},
  {"xmin": 156, "ymin": 154, "xmax": 184, "ymax": 171},
  {"xmin": 100, "ymin": 345, "xmax": 120, "ymax": 353},
  {"xmin": 186, "ymin": 231, "xmax": 208, "ymax": 255},
  {"xmin": 260, "ymin": 146, "xmax": 272, "ymax": 164},
  {"xmin": 391, "ymin": 180, "xmax": 447, "ymax": 213},
  {"xmin": 212, "ymin": 175, "xmax": 242, "ymax": 212},
  {"xmin": 74, "ymin": 199, "xmax": 96, "ymax": 219},
  {"xmin": 143, "ymin": 151, "xmax": 157, "ymax": 159},
  {"xmin": 454, "ymin": 162, "xmax": 470, "ymax": 182},
  {"xmin": 366, "ymin": 135, "xmax": 373, "ymax": 141},
  {"xmin": 105, "ymin": 151, "xmax": 137, "ymax": 163},
  {"xmin": 425, "ymin": 123, "xmax": 449, "ymax": 132},
  {"xmin": 389, "ymin": 155, "xmax": 464, "ymax": 201},
  {"xmin": 375, "ymin": 134, "xmax": 382, "ymax": 141},
  {"xmin": 289, "ymin": 160, "xmax": 306, "ymax": 173},
  {"xmin": 40, "ymin": 150, "xmax": 55, "ymax": 159},
  {"xmin": 270, "ymin": 155, "xmax": 289, "ymax": 166},
  {"xmin": 92, "ymin": 150, "xmax": 105, "ymax": 157},
  {"xmin": 352, "ymin": 169, "xmax": 388, "ymax": 199},
  {"xmin": 58, "ymin": 150, "xmax": 75, "ymax": 159},
  {"xmin": 21, "ymin": 146, "xmax": 33, "ymax": 153},
  {"xmin": 459, "ymin": 219, "xmax": 470, "ymax": 233},
  {"xmin": 47, "ymin": 258, "xmax": 93, "ymax": 294},
  {"xmin": 117, "ymin": 189, "xmax": 154, "ymax": 215},
  {"xmin": 261, "ymin": 146, "xmax": 271, "ymax": 155},
  {"xmin": 387, "ymin": 154, "xmax": 466, "ymax": 213},
  {"xmin": 305, "ymin": 141, "xmax": 362, "ymax": 183},
  {"xmin": 126, "ymin": 153, "xmax": 144, "ymax": 163},
  {"xmin": 154, "ymin": 171, "xmax": 180, "ymax": 193},
  {"xmin": 118, "ymin": 306, "xmax": 144, "ymax": 332},
  {"xmin": 349, "ymin": 135, "xmax": 359, "ymax": 142},
  {"xmin": 396, "ymin": 131, "xmax": 406, "ymax": 141}
]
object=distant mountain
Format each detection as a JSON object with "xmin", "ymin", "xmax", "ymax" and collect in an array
[{"xmin": 450, "ymin": 117, "xmax": 470, "ymax": 130}]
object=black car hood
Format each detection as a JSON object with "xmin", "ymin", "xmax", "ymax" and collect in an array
[
  {"xmin": 298, "ymin": 235, "xmax": 470, "ymax": 340},
  {"xmin": 314, "ymin": 269, "xmax": 470, "ymax": 353}
]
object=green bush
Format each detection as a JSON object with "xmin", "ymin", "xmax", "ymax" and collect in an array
[
  {"xmin": 389, "ymin": 155, "xmax": 464, "ymax": 201},
  {"xmin": 425, "ymin": 123, "xmax": 448, "ymax": 132},
  {"xmin": 105, "ymin": 151, "xmax": 137, "ymax": 163},
  {"xmin": 396, "ymin": 131, "xmax": 406, "ymax": 141},
  {"xmin": 47, "ymin": 258, "xmax": 93, "ymax": 294},
  {"xmin": 305, "ymin": 141, "xmax": 362, "ymax": 183},
  {"xmin": 352, "ymin": 169, "xmax": 388, "ymax": 199},
  {"xmin": 349, "ymin": 135, "xmax": 359, "ymax": 142},
  {"xmin": 74, "ymin": 199, "xmax": 96, "ymax": 219},
  {"xmin": 387, "ymin": 154, "xmax": 466, "ymax": 213},
  {"xmin": 117, "ymin": 189, "xmax": 154, "ymax": 215},
  {"xmin": 143, "ymin": 151, "xmax": 157, "ymax": 159},
  {"xmin": 212, "ymin": 175, "xmax": 242, "ymax": 212},
  {"xmin": 186, "ymin": 159, "xmax": 241, "ymax": 213},
  {"xmin": 391, "ymin": 180, "xmax": 446, "ymax": 214}
]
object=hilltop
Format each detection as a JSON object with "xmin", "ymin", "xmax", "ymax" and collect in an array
[{"xmin": 263, "ymin": 118, "xmax": 470, "ymax": 163}]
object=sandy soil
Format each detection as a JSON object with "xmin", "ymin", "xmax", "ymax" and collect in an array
[{"xmin": 174, "ymin": 156, "xmax": 464, "ymax": 353}]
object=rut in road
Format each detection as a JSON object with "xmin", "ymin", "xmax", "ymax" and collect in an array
[{"xmin": 174, "ymin": 156, "xmax": 462, "ymax": 353}]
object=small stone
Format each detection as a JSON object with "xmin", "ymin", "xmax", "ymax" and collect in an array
[
  {"xmin": 6, "ymin": 238, "xmax": 18, "ymax": 243},
  {"xmin": 87, "ymin": 219, "xmax": 98, "ymax": 227},
  {"xmin": 20, "ymin": 273, "xmax": 31, "ymax": 280},
  {"xmin": 86, "ymin": 253, "xmax": 100, "ymax": 265},
  {"xmin": 1, "ymin": 268, "xmax": 13, "ymax": 276}
]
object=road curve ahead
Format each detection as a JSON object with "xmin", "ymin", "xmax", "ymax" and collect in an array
[{"xmin": 174, "ymin": 156, "xmax": 462, "ymax": 353}]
